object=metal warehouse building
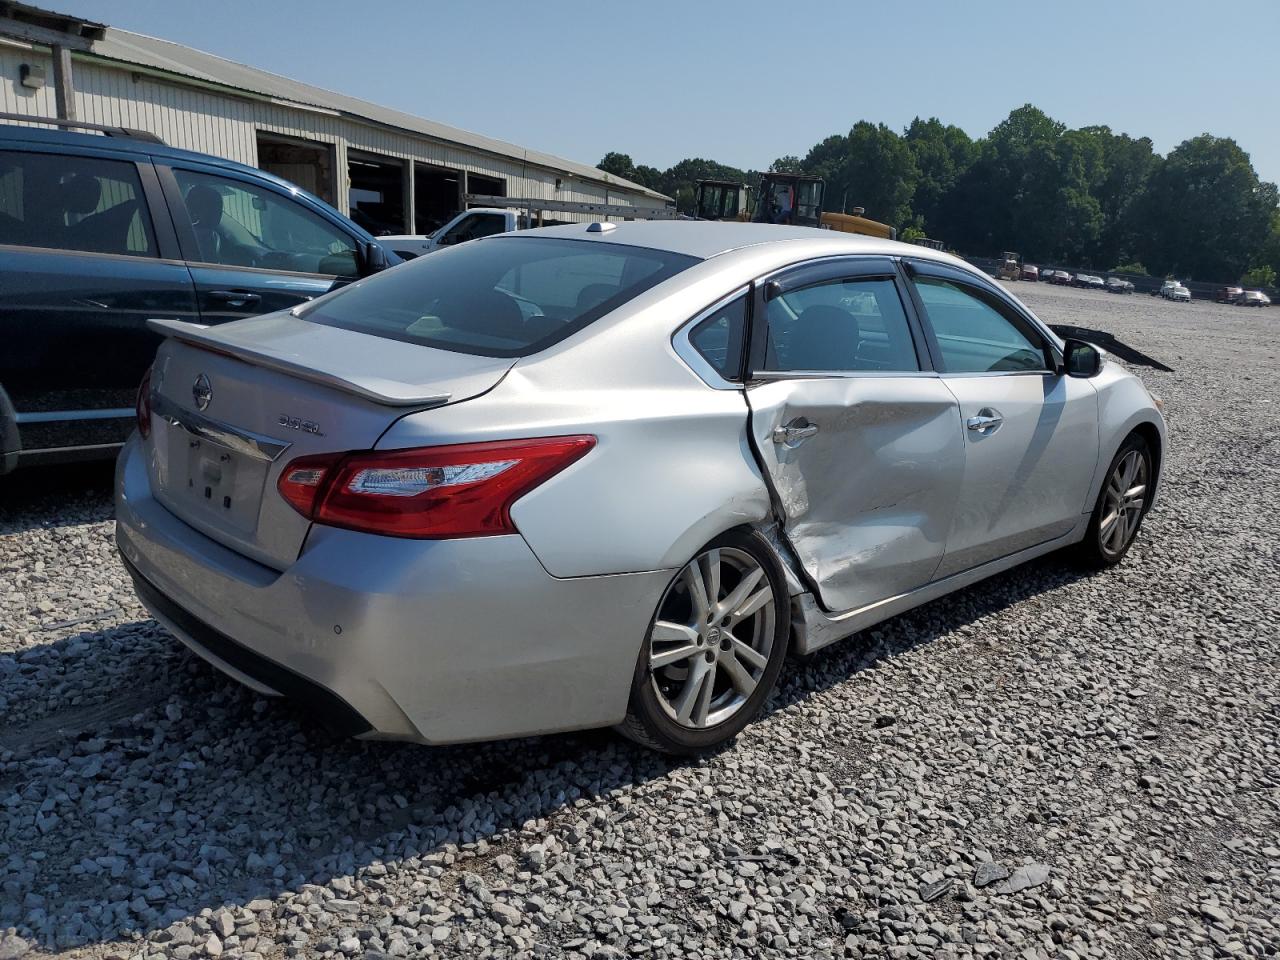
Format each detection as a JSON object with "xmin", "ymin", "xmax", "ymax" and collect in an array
[{"xmin": 0, "ymin": 3, "xmax": 669, "ymax": 234}]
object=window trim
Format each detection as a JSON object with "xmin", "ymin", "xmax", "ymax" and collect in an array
[
  {"xmin": 156, "ymin": 161, "xmax": 361, "ymax": 277},
  {"xmin": 672, "ymin": 286, "xmax": 751, "ymax": 390},
  {"xmin": 903, "ymin": 258, "xmax": 1063, "ymax": 375},
  {"xmin": 746, "ymin": 255, "xmax": 934, "ymax": 380}
]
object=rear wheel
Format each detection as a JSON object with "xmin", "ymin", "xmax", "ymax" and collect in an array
[
  {"xmin": 1076, "ymin": 434, "xmax": 1153, "ymax": 567},
  {"xmin": 618, "ymin": 531, "xmax": 788, "ymax": 754}
]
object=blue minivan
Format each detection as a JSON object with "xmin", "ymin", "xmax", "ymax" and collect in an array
[{"xmin": 0, "ymin": 119, "xmax": 396, "ymax": 473}]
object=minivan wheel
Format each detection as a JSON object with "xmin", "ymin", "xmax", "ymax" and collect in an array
[
  {"xmin": 1076, "ymin": 433, "xmax": 1153, "ymax": 567},
  {"xmin": 618, "ymin": 530, "xmax": 789, "ymax": 754}
]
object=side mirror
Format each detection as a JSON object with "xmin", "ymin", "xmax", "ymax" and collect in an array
[
  {"xmin": 1062, "ymin": 338, "xmax": 1102, "ymax": 378},
  {"xmin": 358, "ymin": 240, "xmax": 390, "ymax": 277}
]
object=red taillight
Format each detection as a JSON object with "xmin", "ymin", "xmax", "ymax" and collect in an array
[
  {"xmin": 277, "ymin": 452, "xmax": 343, "ymax": 518},
  {"xmin": 276, "ymin": 436, "xmax": 595, "ymax": 539},
  {"xmin": 135, "ymin": 367, "xmax": 153, "ymax": 439}
]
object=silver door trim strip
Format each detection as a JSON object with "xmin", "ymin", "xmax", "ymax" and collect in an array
[
  {"xmin": 15, "ymin": 408, "xmax": 134, "ymax": 423},
  {"xmin": 151, "ymin": 393, "xmax": 292, "ymax": 462}
]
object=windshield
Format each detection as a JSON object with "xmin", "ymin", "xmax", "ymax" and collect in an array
[{"xmin": 301, "ymin": 236, "xmax": 699, "ymax": 357}]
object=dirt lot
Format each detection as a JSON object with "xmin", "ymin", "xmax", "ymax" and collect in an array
[{"xmin": 1, "ymin": 284, "xmax": 1277, "ymax": 960}]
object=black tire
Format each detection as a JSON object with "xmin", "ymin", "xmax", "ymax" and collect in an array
[
  {"xmin": 617, "ymin": 529, "xmax": 789, "ymax": 754},
  {"xmin": 1075, "ymin": 433, "xmax": 1153, "ymax": 568}
]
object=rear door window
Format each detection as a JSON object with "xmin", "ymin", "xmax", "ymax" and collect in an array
[
  {"xmin": 0, "ymin": 149, "xmax": 156, "ymax": 257},
  {"xmin": 763, "ymin": 276, "xmax": 920, "ymax": 373},
  {"xmin": 303, "ymin": 236, "xmax": 698, "ymax": 357}
]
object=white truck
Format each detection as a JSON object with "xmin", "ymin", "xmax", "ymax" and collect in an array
[{"xmin": 379, "ymin": 194, "xmax": 681, "ymax": 259}]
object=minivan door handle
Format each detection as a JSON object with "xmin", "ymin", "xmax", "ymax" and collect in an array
[{"xmin": 207, "ymin": 290, "xmax": 262, "ymax": 308}]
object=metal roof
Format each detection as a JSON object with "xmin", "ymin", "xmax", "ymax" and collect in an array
[{"xmin": 2, "ymin": 4, "xmax": 670, "ymax": 202}]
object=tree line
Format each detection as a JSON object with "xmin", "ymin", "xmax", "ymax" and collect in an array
[{"xmin": 599, "ymin": 104, "xmax": 1280, "ymax": 287}]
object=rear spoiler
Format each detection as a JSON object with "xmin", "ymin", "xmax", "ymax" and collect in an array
[
  {"xmin": 147, "ymin": 318, "xmax": 453, "ymax": 408},
  {"xmin": 1049, "ymin": 324, "xmax": 1174, "ymax": 373}
]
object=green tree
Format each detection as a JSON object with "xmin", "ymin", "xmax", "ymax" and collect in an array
[
  {"xmin": 1077, "ymin": 127, "xmax": 1158, "ymax": 268},
  {"xmin": 1241, "ymin": 264, "xmax": 1276, "ymax": 287},
  {"xmin": 903, "ymin": 117, "xmax": 976, "ymax": 240},
  {"xmin": 1130, "ymin": 135, "xmax": 1278, "ymax": 280},
  {"xmin": 597, "ymin": 153, "xmax": 662, "ymax": 192},
  {"xmin": 803, "ymin": 121, "xmax": 917, "ymax": 226},
  {"xmin": 770, "ymin": 155, "xmax": 805, "ymax": 173},
  {"xmin": 597, "ymin": 152, "xmax": 638, "ymax": 180}
]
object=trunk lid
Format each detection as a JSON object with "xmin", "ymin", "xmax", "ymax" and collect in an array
[{"xmin": 144, "ymin": 315, "xmax": 514, "ymax": 569}]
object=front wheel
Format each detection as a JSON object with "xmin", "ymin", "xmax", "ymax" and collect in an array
[
  {"xmin": 1076, "ymin": 434, "xmax": 1153, "ymax": 567},
  {"xmin": 618, "ymin": 530, "xmax": 789, "ymax": 754}
]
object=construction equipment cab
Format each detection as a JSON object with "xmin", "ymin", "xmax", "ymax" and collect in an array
[
  {"xmin": 996, "ymin": 251, "xmax": 1022, "ymax": 281},
  {"xmin": 694, "ymin": 180, "xmax": 748, "ymax": 221},
  {"xmin": 752, "ymin": 173, "xmax": 824, "ymax": 226}
]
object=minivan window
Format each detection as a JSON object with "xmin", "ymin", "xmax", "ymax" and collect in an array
[
  {"xmin": 0, "ymin": 150, "xmax": 156, "ymax": 257},
  {"xmin": 303, "ymin": 237, "xmax": 699, "ymax": 357},
  {"xmin": 173, "ymin": 168, "xmax": 358, "ymax": 276}
]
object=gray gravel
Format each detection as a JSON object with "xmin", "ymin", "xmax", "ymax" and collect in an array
[{"xmin": 2, "ymin": 285, "xmax": 1278, "ymax": 959}]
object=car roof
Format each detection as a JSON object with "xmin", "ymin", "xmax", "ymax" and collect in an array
[
  {"xmin": 505, "ymin": 220, "xmax": 935, "ymax": 263},
  {"xmin": 0, "ymin": 122, "xmax": 332, "ymax": 202}
]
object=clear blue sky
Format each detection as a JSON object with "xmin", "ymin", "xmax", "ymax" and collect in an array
[{"xmin": 55, "ymin": 0, "xmax": 1280, "ymax": 184}]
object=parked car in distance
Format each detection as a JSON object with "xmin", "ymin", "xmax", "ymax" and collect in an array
[
  {"xmin": 0, "ymin": 119, "xmax": 396, "ymax": 475},
  {"xmin": 1020, "ymin": 263, "xmax": 1040, "ymax": 281},
  {"xmin": 1052, "ymin": 270, "xmax": 1072, "ymax": 285},
  {"xmin": 380, "ymin": 208, "xmax": 521, "ymax": 260},
  {"xmin": 1216, "ymin": 286, "xmax": 1243, "ymax": 304},
  {"xmin": 1156, "ymin": 279, "xmax": 1181, "ymax": 298},
  {"xmin": 1039, "ymin": 266, "xmax": 1056, "ymax": 281},
  {"xmin": 1105, "ymin": 277, "xmax": 1135, "ymax": 294},
  {"xmin": 1074, "ymin": 274, "xmax": 1106, "ymax": 291},
  {"xmin": 1169, "ymin": 285, "xmax": 1191, "ymax": 302},
  {"xmin": 117, "ymin": 222, "xmax": 1166, "ymax": 753},
  {"xmin": 1239, "ymin": 289, "xmax": 1271, "ymax": 307}
]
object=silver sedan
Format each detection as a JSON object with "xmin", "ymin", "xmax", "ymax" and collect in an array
[{"xmin": 116, "ymin": 222, "xmax": 1166, "ymax": 753}]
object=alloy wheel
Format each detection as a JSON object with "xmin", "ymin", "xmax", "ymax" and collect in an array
[
  {"xmin": 1099, "ymin": 449, "xmax": 1148, "ymax": 558},
  {"xmin": 648, "ymin": 547, "xmax": 777, "ymax": 729}
]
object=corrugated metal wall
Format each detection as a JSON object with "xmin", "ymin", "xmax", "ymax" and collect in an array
[{"xmin": 0, "ymin": 42, "xmax": 653, "ymax": 225}]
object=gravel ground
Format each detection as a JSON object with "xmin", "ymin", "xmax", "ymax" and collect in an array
[{"xmin": 1, "ymin": 285, "xmax": 1277, "ymax": 960}]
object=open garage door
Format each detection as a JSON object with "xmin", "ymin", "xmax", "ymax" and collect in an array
[
  {"xmin": 414, "ymin": 164, "xmax": 460, "ymax": 234},
  {"xmin": 348, "ymin": 151, "xmax": 405, "ymax": 235},
  {"xmin": 256, "ymin": 132, "xmax": 335, "ymax": 206},
  {"xmin": 466, "ymin": 172, "xmax": 505, "ymax": 202}
]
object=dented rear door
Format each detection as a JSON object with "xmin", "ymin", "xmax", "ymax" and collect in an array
[{"xmin": 744, "ymin": 257, "xmax": 964, "ymax": 613}]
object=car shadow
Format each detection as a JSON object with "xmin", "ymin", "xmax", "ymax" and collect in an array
[
  {"xmin": 0, "ymin": 550, "xmax": 1089, "ymax": 950},
  {"xmin": 0, "ymin": 461, "xmax": 115, "ymax": 535}
]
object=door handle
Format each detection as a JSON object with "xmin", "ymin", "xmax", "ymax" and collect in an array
[
  {"xmin": 966, "ymin": 409, "xmax": 1004, "ymax": 435},
  {"xmin": 772, "ymin": 419, "xmax": 820, "ymax": 446},
  {"xmin": 208, "ymin": 290, "xmax": 262, "ymax": 308}
]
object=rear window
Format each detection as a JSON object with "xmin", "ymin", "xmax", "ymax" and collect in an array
[{"xmin": 302, "ymin": 236, "xmax": 699, "ymax": 357}]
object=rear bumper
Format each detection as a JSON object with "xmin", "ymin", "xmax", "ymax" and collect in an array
[
  {"xmin": 114, "ymin": 434, "xmax": 672, "ymax": 744},
  {"xmin": 122, "ymin": 556, "xmax": 373, "ymax": 737}
]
